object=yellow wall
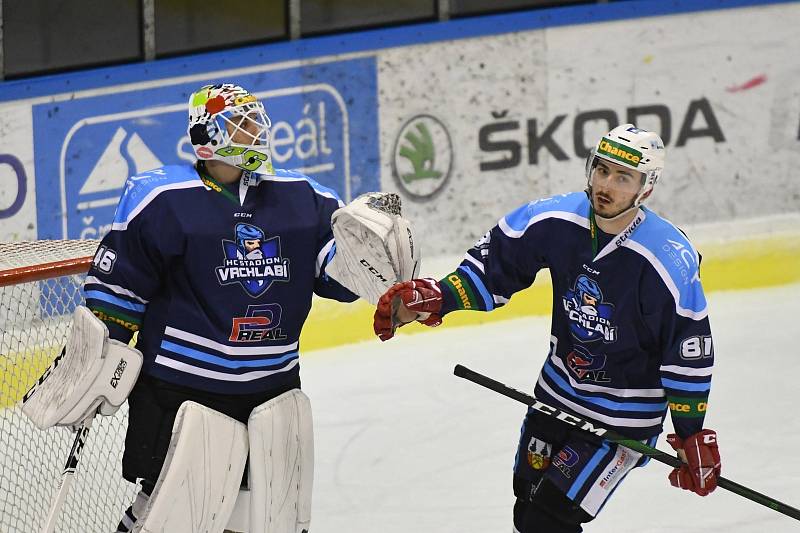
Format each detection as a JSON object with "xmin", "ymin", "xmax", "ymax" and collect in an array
[{"xmin": 298, "ymin": 234, "xmax": 800, "ymax": 352}]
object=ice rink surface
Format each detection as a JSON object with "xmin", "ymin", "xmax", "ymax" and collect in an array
[{"xmin": 302, "ymin": 284, "xmax": 800, "ymax": 533}]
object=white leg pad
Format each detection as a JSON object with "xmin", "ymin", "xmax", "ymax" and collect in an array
[
  {"xmin": 248, "ymin": 389, "xmax": 314, "ymax": 533},
  {"xmin": 133, "ymin": 401, "xmax": 248, "ymax": 533}
]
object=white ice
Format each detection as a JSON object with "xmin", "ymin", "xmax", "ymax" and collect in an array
[{"xmin": 303, "ymin": 283, "xmax": 800, "ymax": 533}]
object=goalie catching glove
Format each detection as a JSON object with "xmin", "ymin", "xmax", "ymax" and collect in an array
[
  {"xmin": 666, "ymin": 429, "xmax": 721, "ymax": 496},
  {"xmin": 325, "ymin": 192, "xmax": 420, "ymax": 305},
  {"xmin": 374, "ymin": 278, "xmax": 443, "ymax": 341}
]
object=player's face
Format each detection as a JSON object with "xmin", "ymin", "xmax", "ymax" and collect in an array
[
  {"xmin": 590, "ymin": 159, "xmax": 643, "ymax": 217},
  {"xmin": 227, "ymin": 111, "xmax": 262, "ymax": 146},
  {"xmin": 243, "ymin": 239, "xmax": 261, "ymax": 252}
]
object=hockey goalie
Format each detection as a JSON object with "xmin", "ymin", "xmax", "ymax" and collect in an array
[{"xmin": 22, "ymin": 82, "xmax": 419, "ymax": 533}]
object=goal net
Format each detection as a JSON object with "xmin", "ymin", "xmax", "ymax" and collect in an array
[{"xmin": 0, "ymin": 240, "xmax": 137, "ymax": 533}]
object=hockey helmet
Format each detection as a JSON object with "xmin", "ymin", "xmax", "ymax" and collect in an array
[
  {"xmin": 188, "ymin": 83, "xmax": 275, "ymax": 175},
  {"xmin": 585, "ymin": 124, "xmax": 665, "ymax": 207}
]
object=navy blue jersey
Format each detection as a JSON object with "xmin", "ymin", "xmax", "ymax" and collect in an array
[
  {"xmin": 438, "ymin": 192, "xmax": 713, "ymax": 440},
  {"xmin": 84, "ymin": 164, "xmax": 357, "ymax": 395}
]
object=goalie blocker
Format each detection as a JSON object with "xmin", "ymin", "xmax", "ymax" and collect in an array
[
  {"xmin": 22, "ymin": 305, "xmax": 143, "ymax": 429},
  {"xmin": 325, "ymin": 192, "xmax": 420, "ymax": 304}
]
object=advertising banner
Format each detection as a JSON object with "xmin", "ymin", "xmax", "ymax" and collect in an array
[
  {"xmin": 378, "ymin": 2, "xmax": 800, "ymax": 255},
  {"xmin": 28, "ymin": 57, "xmax": 378, "ymax": 239}
]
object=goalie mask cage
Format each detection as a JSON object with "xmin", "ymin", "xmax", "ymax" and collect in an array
[{"xmin": 0, "ymin": 240, "xmax": 137, "ymax": 533}]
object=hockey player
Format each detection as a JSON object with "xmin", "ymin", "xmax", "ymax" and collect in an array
[
  {"xmin": 23, "ymin": 83, "xmax": 418, "ymax": 533},
  {"xmin": 373, "ymin": 125, "xmax": 721, "ymax": 532}
]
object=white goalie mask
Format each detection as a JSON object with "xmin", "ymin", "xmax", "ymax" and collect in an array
[
  {"xmin": 187, "ymin": 83, "xmax": 275, "ymax": 176},
  {"xmin": 585, "ymin": 124, "xmax": 665, "ymax": 211}
]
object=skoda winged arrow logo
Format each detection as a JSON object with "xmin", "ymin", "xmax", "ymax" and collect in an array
[{"xmin": 392, "ymin": 114, "xmax": 453, "ymax": 201}]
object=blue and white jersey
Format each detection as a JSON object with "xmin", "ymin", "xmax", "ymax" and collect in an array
[
  {"xmin": 439, "ymin": 192, "xmax": 712, "ymax": 440},
  {"xmin": 84, "ymin": 164, "xmax": 357, "ymax": 395}
]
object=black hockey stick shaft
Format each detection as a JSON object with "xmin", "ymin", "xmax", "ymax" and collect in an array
[
  {"xmin": 40, "ymin": 414, "xmax": 95, "ymax": 533},
  {"xmin": 453, "ymin": 364, "xmax": 800, "ymax": 521}
]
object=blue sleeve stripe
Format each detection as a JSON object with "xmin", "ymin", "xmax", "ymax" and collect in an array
[
  {"xmin": 661, "ymin": 377, "xmax": 712, "ymax": 392},
  {"xmin": 160, "ymin": 340, "xmax": 298, "ymax": 369},
  {"xmin": 544, "ymin": 363, "xmax": 667, "ymax": 412},
  {"xmin": 458, "ymin": 265, "xmax": 494, "ymax": 311},
  {"xmin": 83, "ymin": 290, "xmax": 146, "ymax": 312}
]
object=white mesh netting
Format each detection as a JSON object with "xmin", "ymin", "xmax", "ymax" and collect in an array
[{"xmin": 1, "ymin": 240, "xmax": 138, "ymax": 533}]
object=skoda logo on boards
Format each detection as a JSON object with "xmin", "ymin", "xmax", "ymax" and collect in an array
[{"xmin": 392, "ymin": 114, "xmax": 453, "ymax": 201}]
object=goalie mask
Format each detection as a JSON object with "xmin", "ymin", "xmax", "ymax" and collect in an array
[
  {"xmin": 585, "ymin": 124, "xmax": 665, "ymax": 218},
  {"xmin": 188, "ymin": 83, "xmax": 275, "ymax": 176}
]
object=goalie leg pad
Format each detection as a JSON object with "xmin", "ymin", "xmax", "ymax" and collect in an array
[
  {"xmin": 248, "ymin": 389, "xmax": 314, "ymax": 533},
  {"xmin": 132, "ymin": 401, "xmax": 248, "ymax": 533},
  {"xmin": 22, "ymin": 305, "xmax": 143, "ymax": 429}
]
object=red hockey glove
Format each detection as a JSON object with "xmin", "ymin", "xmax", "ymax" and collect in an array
[
  {"xmin": 373, "ymin": 278, "xmax": 443, "ymax": 342},
  {"xmin": 666, "ymin": 429, "xmax": 721, "ymax": 496}
]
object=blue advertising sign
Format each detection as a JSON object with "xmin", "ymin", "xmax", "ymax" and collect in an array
[{"xmin": 32, "ymin": 57, "xmax": 378, "ymax": 239}]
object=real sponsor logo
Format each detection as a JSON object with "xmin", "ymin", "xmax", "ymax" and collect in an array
[
  {"xmin": 215, "ymin": 223, "xmax": 290, "ymax": 297},
  {"xmin": 562, "ymin": 275, "xmax": 617, "ymax": 343},
  {"xmin": 553, "ymin": 446, "xmax": 580, "ymax": 479},
  {"xmin": 229, "ymin": 303, "xmax": 287, "ymax": 342},
  {"xmin": 392, "ymin": 114, "xmax": 453, "ymax": 201},
  {"xmin": 566, "ymin": 346, "xmax": 611, "ymax": 383}
]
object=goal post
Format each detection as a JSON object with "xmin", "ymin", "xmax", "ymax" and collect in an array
[{"xmin": 0, "ymin": 240, "xmax": 138, "ymax": 533}]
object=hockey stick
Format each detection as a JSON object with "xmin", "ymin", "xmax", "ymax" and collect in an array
[
  {"xmin": 40, "ymin": 413, "xmax": 96, "ymax": 533},
  {"xmin": 453, "ymin": 364, "xmax": 800, "ymax": 522}
]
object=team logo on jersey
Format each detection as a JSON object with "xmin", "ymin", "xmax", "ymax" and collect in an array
[
  {"xmin": 526, "ymin": 438, "xmax": 552, "ymax": 470},
  {"xmin": 229, "ymin": 303, "xmax": 287, "ymax": 342},
  {"xmin": 566, "ymin": 346, "xmax": 611, "ymax": 383},
  {"xmin": 215, "ymin": 223, "xmax": 290, "ymax": 297},
  {"xmin": 552, "ymin": 446, "xmax": 579, "ymax": 479},
  {"xmin": 562, "ymin": 275, "xmax": 617, "ymax": 343}
]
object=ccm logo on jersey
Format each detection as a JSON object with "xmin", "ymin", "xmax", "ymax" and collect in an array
[{"xmin": 110, "ymin": 359, "xmax": 128, "ymax": 389}]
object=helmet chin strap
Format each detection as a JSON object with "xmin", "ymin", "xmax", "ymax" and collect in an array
[{"xmin": 587, "ymin": 184, "xmax": 647, "ymax": 222}]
